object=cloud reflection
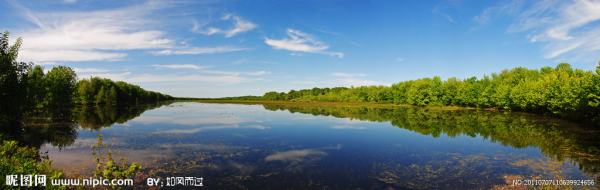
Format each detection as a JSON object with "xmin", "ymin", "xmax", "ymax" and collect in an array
[
  {"xmin": 152, "ymin": 124, "xmax": 268, "ymax": 135},
  {"xmin": 265, "ymin": 144, "xmax": 342, "ymax": 162}
]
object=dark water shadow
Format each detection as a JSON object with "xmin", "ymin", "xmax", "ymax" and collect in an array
[{"xmin": 0, "ymin": 101, "xmax": 174, "ymax": 149}]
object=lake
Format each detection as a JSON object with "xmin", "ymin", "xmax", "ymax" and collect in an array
[{"xmin": 21, "ymin": 102, "xmax": 600, "ymax": 189}]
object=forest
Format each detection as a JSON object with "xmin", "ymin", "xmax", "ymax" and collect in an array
[
  {"xmin": 0, "ymin": 32, "xmax": 173, "ymax": 127},
  {"xmin": 222, "ymin": 63, "xmax": 600, "ymax": 124}
]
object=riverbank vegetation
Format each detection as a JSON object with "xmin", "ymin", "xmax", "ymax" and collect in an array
[
  {"xmin": 1, "ymin": 32, "xmax": 173, "ymax": 127},
  {"xmin": 0, "ymin": 140, "xmax": 65, "ymax": 189},
  {"xmin": 216, "ymin": 63, "xmax": 600, "ymax": 125}
]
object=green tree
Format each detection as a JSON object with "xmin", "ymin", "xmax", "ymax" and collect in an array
[
  {"xmin": 76, "ymin": 79, "xmax": 94, "ymax": 105},
  {"xmin": 26, "ymin": 65, "xmax": 46, "ymax": 109},
  {"xmin": 44, "ymin": 66, "xmax": 77, "ymax": 108},
  {"xmin": 106, "ymin": 86, "xmax": 118, "ymax": 105},
  {"xmin": 0, "ymin": 31, "xmax": 30, "ymax": 126},
  {"xmin": 96, "ymin": 86, "xmax": 107, "ymax": 105}
]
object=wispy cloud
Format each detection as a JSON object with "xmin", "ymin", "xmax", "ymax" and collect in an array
[
  {"xmin": 331, "ymin": 72, "xmax": 366, "ymax": 78},
  {"xmin": 244, "ymin": 70, "xmax": 270, "ymax": 76},
  {"xmin": 159, "ymin": 65, "xmax": 271, "ymax": 77},
  {"xmin": 151, "ymin": 46, "xmax": 248, "ymax": 55},
  {"xmin": 9, "ymin": 1, "xmax": 246, "ymax": 63},
  {"xmin": 9, "ymin": 0, "xmax": 174, "ymax": 62},
  {"xmin": 432, "ymin": 5, "xmax": 455, "ymax": 23},
  {"xmin": 104, "ymin": 72, "xmax": 246, "ymax": 84},
  {"xmin": 331, "ymin": 72, "xmax": 382, "ymax": 86},
  {"xmin": 265, "ymin": 29, "xmax": 344, "ymax": 58},
  {"xmin": 475, "ymin": 0, "xmax": 600, "ymax": 61},
  {"xmin": 72, "ymin": 67, "xmax": 109, "ymax": 73},
  {"xmin": 473, "ymin": 0, "xmax": 523, "ymax": 25},
  {"xmin": 192, "ymin": 14, "xmax": 257, "ymax": 38},
  {"xmin": 289, "ymin": 73, "xmax": 385, "ymax": 89},
  {"xmin": 151, "ymin": 64, "xmax": 206, "ymax": 70},
  {"xmin": 80, "ymin": 64, "xmax": 270, "ymax": 85},
  {"xmin": 79, "ymin": 71, "xmax": 132, "ymax": 81},
  {"xmin": 63, "ymin": 0, "xmax": 77, "ymax": 4}
]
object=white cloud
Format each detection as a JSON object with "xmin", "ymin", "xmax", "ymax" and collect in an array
[
  {"xmin": 20, "ymin": 49, "xmax": 127, "ymax": 62},
  {"xmin": 331, "ymin": 72, "xmax": 366, "ymax": 78},
  {"xmin": 222, "ymin": 14, "xmax": 257, "ymax": 37},
  {"xmin": 476, "ymin": 0, "xmax": 600, "ymax": 61},
  {"xmin": 80, "ymin": 71, "xmax": 132, "ymax": 81},
  {"xmin": 151, "ymin": 64, "xmax": 206, "ymax": 70},
  {"xmin": 78, "ymin": 66, "xmax": 270, "ymax": 85},
  {"xmin": 288, "ymin": 73, "xmax": 385, "ymax": 90},
  {"xmin": 265, "ymin": 29, "xmax": 344, "ymax": 58},
  {"xmin": 127, "ymin": 73, "xmax": 245, "ymax": 84},
  {"xmin": 152, "ymin": 46, "xmax": 248, "ymax": 55},
  {"xmin": 245, "ymin": 70, "xmax": 271, "ymax": 76},
  {"xmin": 331, "ymin": 72, "xmax": 382, "ymax": 86},
  {"xmin": 72, "ymin": 67, "xmax": 109, "ymax": 73},
  {"xmin": 192, "ymin": 14, "xmax": 257, "ymax": 38},
  {"xmin": 63, "ymin": 0, "xmax": 77, "ymax": 4},
  {"xmin": 195, "ymin": 69, "xmax": 271, "ymax": 77},
  {"xmin": 10, "ymin": 1, "xmax": 175, "ymax": 63},
  {"xmin": 10, "ymin": 1, "xmax": 245, "ymax": 63}
]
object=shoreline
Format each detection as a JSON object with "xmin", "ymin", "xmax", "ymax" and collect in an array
[
  {"xmin": 194, "ymin": 99, "xmax": 491, "ymax": 111},
  {"xmin": 194, "ymin": 99, "xmax": 596, "ymax": 129}
]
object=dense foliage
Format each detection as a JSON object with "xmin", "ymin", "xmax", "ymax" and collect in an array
[
  {"xmin": 244, "ymin": 63, "xmax": 600, "ymax": 124},
  {"xmin": 76, "ymin": 77, "xmax": 172, "ymax": 105},
  {"xmin": 0, "ymin": 140, "xmax": 65, "ymax": 189},
  {"xmin": 22, "ymin": 65, "xmax": 173, "ymax": 108},
  {"xmin": 0, "ymin": 32, "xmax": 29, "ymax": 125},
  {"xmin": 25, "ymin": 65, "xmax": 78, "ymax": 109}
]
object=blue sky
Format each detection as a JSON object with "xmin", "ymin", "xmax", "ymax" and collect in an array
[{"xmin": 1, "ymin": 0, "xmax": 599, "ymax": 97}]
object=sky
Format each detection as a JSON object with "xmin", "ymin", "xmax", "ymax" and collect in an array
[{"xmin": 1, "ymin": 0, "xmax": 599, "ymax": 98}]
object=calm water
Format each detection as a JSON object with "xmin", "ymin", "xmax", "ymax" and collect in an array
[{"xmin": 20, "ymin": 102, "xmax": 600, "ymax": 189}]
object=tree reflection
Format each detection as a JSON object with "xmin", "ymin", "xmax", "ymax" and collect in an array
[
  {"xmin": 73, "ymin": 101, "xmax": 171, "ymax": 129},
  {"xmin": 262, "ymin": 103, "xmax": 600, "ymax": 175},
  {"xmin": 0, "ymin": 101, "xmax": 172, "ymax": 149}
]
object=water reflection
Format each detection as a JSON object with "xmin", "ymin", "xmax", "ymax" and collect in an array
[
  {"xmin": 74, "ymin": 102, "xmax": 172, "ymax": 129},
  {"xmin": 261, "ymin": 103, "xmax": 600, "ymax": 175},
  {"xmin": 0, "ymin": 101, "xmax": 171, "ymax": 149},
  {"xmin": 4, "ymin": 102, "xmax": 599, "ymax": 189}
]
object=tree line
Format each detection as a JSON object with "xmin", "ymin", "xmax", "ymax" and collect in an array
[
  {"xmin": 1, "ymin": 32, "xmax": 173, "ymax": 127},
  {"xmin": 227, "ymin": 63, "xmax": 600, "ymax": 124}
]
